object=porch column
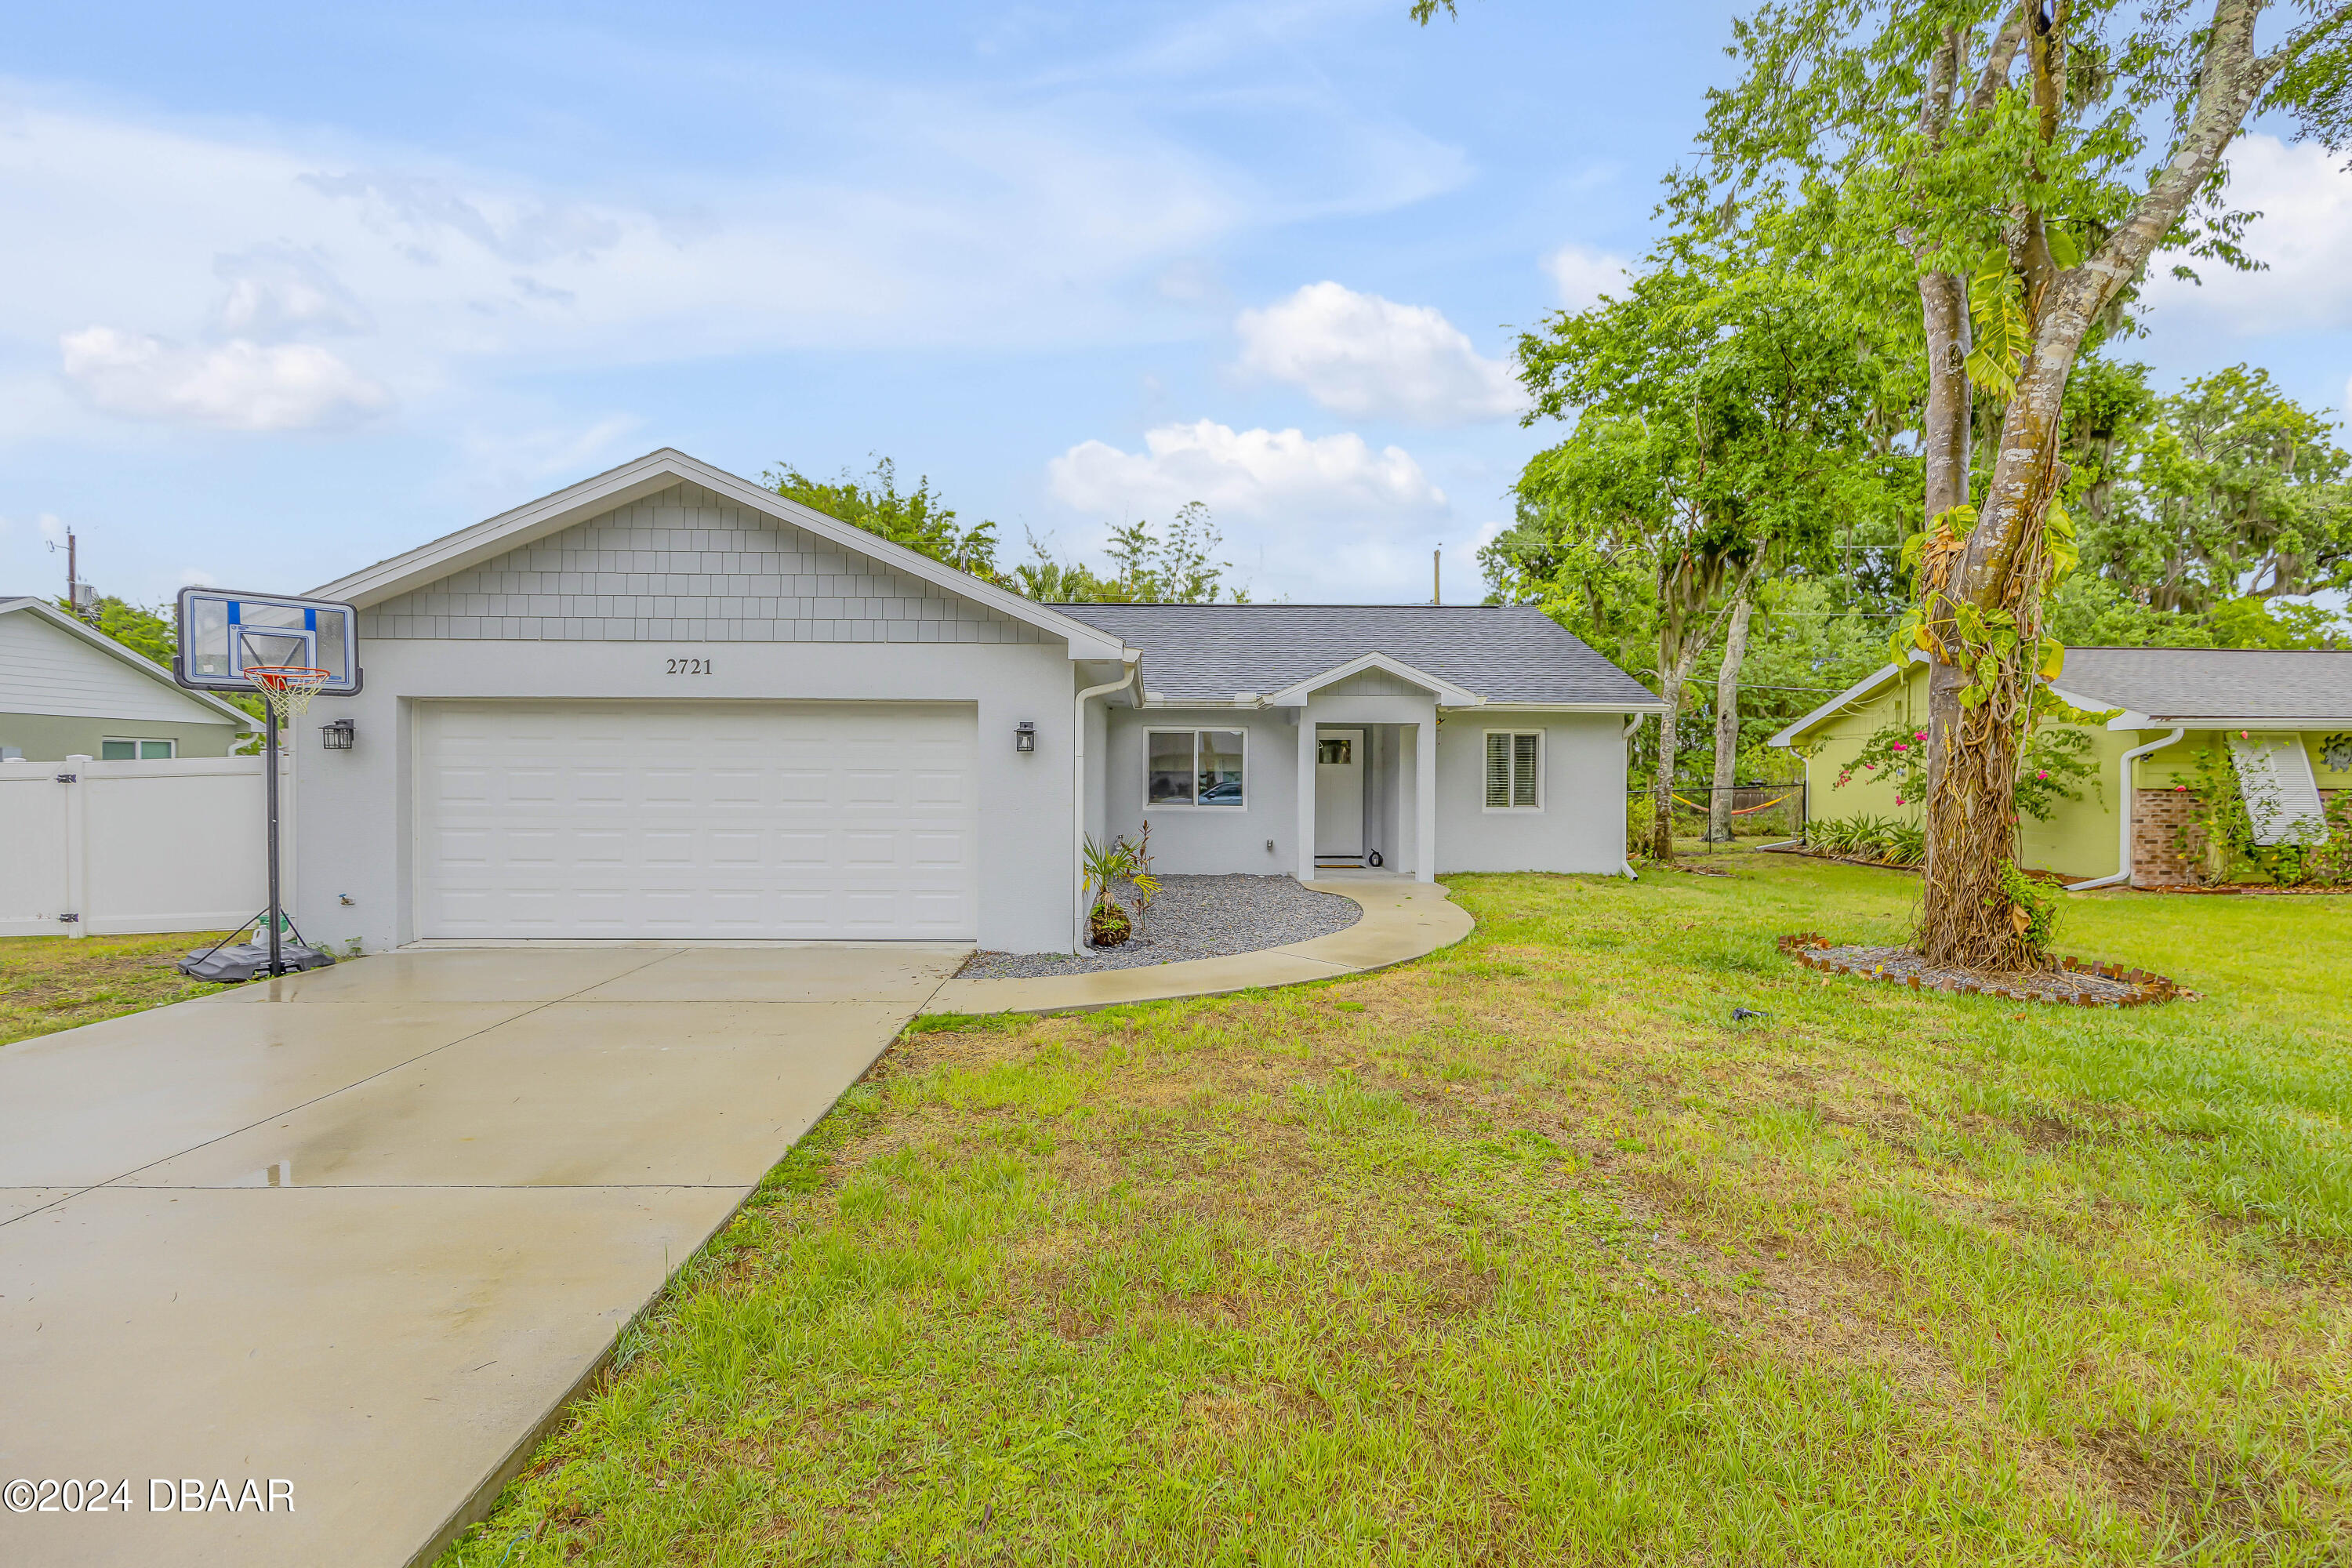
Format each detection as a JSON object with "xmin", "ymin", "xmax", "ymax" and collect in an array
[
  {"xmin": 1296, "ymin": 706, "xmax": 1318, "ymax": 884},
  {"xmin": 1414, "ymin": 717, "xmax": 1437, "ymax": 883}
]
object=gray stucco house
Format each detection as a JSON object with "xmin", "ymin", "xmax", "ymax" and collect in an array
[
  {"xmin": 1, "ymin": 595, "xmax": 255, "ymax": 762},
  {"xmin": 296, "ymin": 448, "xmax": 1661, "ymax": 956}
]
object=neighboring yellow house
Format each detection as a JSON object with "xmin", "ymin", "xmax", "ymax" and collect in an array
[{"xmin": 1771, "ymin": 648, "xmax": 2352, "ymax": 886}]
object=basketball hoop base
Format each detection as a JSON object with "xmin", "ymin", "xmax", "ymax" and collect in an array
[{"xmin": 178, "ymin": 941, "xmax": 338, "ymax": 983}]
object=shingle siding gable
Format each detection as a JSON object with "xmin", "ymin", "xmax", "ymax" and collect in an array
[{"xmin": 361, "ymin": 481, "xmax": 1040, "ymax": 644}]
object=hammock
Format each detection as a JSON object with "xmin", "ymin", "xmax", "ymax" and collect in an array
[{"xmin": 1670, "ymin": 791, "xmax": 1797, "ymax": 816}]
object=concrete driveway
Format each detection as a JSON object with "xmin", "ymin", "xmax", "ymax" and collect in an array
[{"xmin": 0, "ymin": 943, "xmax": 962, "ymax": 1568}]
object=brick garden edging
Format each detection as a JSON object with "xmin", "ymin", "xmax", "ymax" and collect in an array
[{"xmin": 1776, "ymin": 933, "xmax": 2193, "ymax": 1007}]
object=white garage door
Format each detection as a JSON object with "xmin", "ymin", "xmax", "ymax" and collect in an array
[{"xmin": 416, "ymin": 701, "xmax": 977, "ymax": 940}]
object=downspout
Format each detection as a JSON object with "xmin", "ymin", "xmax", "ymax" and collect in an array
[
  {"xmin": 2069, "ymin": 727, "xmax": 2184, "ymax": 892},
  {"xmin": 1620, "ymin": 712, "xmax": 1646, "ymax": 880},
  {"xmin": 1073, "ymin": 657, "xmax": 1140, "ymax": 949}
]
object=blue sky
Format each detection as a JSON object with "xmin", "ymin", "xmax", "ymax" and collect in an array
[{"xmin": 3, "ymin": 0, "xmax": 2347, "ymax": 609}]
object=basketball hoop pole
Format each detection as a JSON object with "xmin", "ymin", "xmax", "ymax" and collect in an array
[{"xmin": 264, "ymin": 702, "xmax": 283, "ymax": 978}]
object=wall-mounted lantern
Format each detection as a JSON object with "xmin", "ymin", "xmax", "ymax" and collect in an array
[
  {"xmin": 1014, "ymin": 720, "xmax": 1036, "ymax": 753},
  {"xmin": 320, "ymin": 717, "xmax": 356, "ymax": 751}
]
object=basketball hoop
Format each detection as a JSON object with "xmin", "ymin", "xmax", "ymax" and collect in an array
[{"xmin": 245, "ymin": 665, "xmax": 333, "ymax": 724}]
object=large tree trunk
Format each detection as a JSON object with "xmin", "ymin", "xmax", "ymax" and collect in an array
[
  {"xmin": 1650, "ymin": 632, "xmax": 1698, "ymax": 865},
  {"xmin": 1705, "ymin": 591, "xmax": 1755, "ymax": 842},
  {"xmin": 1915, "ymin": 0, "xmax": 2277, "ymax": 968}
]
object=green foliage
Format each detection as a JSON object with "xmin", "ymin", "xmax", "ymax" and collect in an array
[
  {"xmin": 1016, "ymin": 502, "xmax": 1244, "ymax": 604},
  {"xmin": 2074, "ymin": 365, "xmax": 2352, "ymax": 630},
  {"xmin": 1807, "ymin": 813, "xmax": 1925, "ymax": 866},
  {"xmin": 1996, "ymin": 861, "xmax": 2063, "ymax": 957},
  {"xmin": 2172, "ymin": 739, "xmax": 2352, "ymax": 887},
  {"xmin": 1835, "ymin": 695, "xmax": 2109, "ymax": 824},
  {"xmin": 768, "ymin": 456, "xmax": 1004, "ymax": 580},
  {"xmin": 64, "ymin": 594, "xmax": 176, "ymax": 666}
]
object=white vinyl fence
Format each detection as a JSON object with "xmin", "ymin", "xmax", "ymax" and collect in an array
[{"xmin": 0, "ymin": 753, "xmax": 292, "ymax": 938}]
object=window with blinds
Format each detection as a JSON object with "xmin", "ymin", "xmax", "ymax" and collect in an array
[{"xmin": 1483, "ymin": 731, "xmax": 1541, "ymax": 809}]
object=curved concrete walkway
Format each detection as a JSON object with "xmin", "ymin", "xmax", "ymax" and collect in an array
[{"xmin": 922, "ymin": 878, "xmax": 1472, "ymax": 1017}]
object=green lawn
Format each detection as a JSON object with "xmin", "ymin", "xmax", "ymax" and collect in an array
[
  {"xmin": 0, "ymin": 930, "xmax": 230, "ymax": 1047},
  {"xmin": 435, "ymin": 855, "xmax": 2350, "ymax": 1565}
]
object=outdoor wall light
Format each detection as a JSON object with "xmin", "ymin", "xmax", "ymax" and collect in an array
[
  {"xmin": 320, "ymin": 717, "xmax": 355, "ymax": 751},
  {"xmin": 1014, "ymin": 720, "xmax": 1036, "ymax": 753}
]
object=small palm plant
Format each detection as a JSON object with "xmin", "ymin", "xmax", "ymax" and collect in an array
[
  {"xmin": 1123, "ymin": 820, "xmax": 1160, "ymax": 941},
  {"xmin": 1081, "ymin": 835, "xmax": 1137, "ymax": 947}
]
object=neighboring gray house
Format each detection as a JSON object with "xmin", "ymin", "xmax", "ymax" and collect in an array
[
  {"xmin": 0, "ymin": 595, "xmax": 255, "ymax": 762},
  {"xmin": 296, "ymin": 449, "xmax": 1661, "ymax": 956}
]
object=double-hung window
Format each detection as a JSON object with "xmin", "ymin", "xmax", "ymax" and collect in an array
[
  {"xmin": 100, "ymin": 739, "xmax": 176, "ymax": 760},
  {"xmin": 1483, "ymin": 730, "xmax": 1541, "ymax": 811},
  {"xmin": 1147, "ymin": 728, "xmax": 1247, "ymax": 808}
]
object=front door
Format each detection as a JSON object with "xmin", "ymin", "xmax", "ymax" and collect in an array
[{"xmin": 1314, "ymin": 728, "xmax": 1364, "ymax": 862}]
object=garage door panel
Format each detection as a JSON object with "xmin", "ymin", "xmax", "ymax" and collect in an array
[{"xmin": 417, "ymin": 702, "xmax": 978, "ymax": 940}]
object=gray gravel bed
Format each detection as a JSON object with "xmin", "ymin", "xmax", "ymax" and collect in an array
[{"xmin": 958, "ymin": 874, "xmax": 1362, "ymax": 978}]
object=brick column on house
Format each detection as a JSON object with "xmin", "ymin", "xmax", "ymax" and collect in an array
[{"xmin": 2131, "ymin": 787, "xmax": 2203, "ymax": 887}]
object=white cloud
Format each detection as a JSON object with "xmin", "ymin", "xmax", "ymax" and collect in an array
[
  {"xmin": 1047, "ymin": 419, "xmax": 1461, "ymax": 601},
  {"xmin": 452, "ymin": 414, "xmax": 644, "ymax": 505},
  {"xmin": 1233, "ymin": 282, "xmax": 1525, "ymax": 426},
  {"xmin": 212, "ymin": 243, "xmax": 374, "ymax": 339},
  {"xmin": 1048, "ymin": 419, "xmax": 1446, "ymax": 524},
  {"xmin": 59, "ymin": 327, "xmax": 393, "ymax": 431},
  {"xmin": 177, "ymin": 566, "xmax": 218, "ymax": 588},
  {"xmin": 2147, "ymin": 135, "xmax": 2352, "ymax": 332},
  {"xmin": 1542, "ymin": 242, "xmax": 1632, "ymax": 312}
]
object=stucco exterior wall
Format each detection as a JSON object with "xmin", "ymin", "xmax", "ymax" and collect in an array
[
  {"xmin": 1797, "ymin": 669, "xmax": 1926, "ymax": 825},
  {"xmin": 2016, "ymin": 724, "xmax": 2131, "ymax": 879},
  {"xmin": 0, "ymin": 712, "xmax": 244, "ymax": 762},
  {"xmin": 1434, "ymin": 710, "xmax": 1628, "ymax": 873},
  {"xmin": 1099, "ymin": 707, "xmax": 1298, "ymax": 876},
  {"xmin": 294, "ymin": 637, "xmax": 1078, "ymax": 955}
]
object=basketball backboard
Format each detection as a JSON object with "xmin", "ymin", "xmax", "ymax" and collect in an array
[{"xmin": 176, "ymin": 587, "xmax": 362, "ymax": 695}]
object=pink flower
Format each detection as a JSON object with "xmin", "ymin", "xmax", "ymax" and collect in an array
[
  {"xmin": 1894, "ymin": 796, "xmax": 1906, "ymax": 805},
  {"xmin": 2036, "ymin": 770, "xmax": 2049, "ymax": 779},
  {"xmin": 2173, "ymin": 783, "xmax": 2187, "ymax": 792},
  {"xmin": 1892, "ymin": 742, "xmax": 1908, "ymax": 752},
  {"xmin": 1914, "ymin": 731, "xmax": 1926, "ymax": 742}
]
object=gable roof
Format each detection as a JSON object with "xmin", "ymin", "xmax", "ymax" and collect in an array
[
  {"xmin": 1052, "ymin": 603, "xmax": 1663, "ymax": 710},
  {"xmin": 2052, "ymin": 647, "xmax": 2352, "ymax": 723},
  {"xmin": 309, "ymin": 448, "xmax": 1131, "ymax": 662},
  {"xmin": 0, "ymin": 597, "xmax": 257, "ymax": 729},
  {"xmin": 1770, "ymin": 645, "xmax": 2352, "ymax": 748},
  {"xmin": 1767, "ymin": 654, "xmax": 1924, "ymax": 747}
]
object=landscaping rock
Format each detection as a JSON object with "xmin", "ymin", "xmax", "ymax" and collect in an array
[
  {"xmin": 1774, "ymin": 932, "xmax": 2192, "ymax": 1006},
  {"xmin": 960, "ymin": 875, "xmax": 1361, "ymax": 978}
]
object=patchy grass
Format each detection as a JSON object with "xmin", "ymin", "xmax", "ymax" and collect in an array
[
  {"xmin": 445, "ymin": 855, "xmax": 2352, "ymax": 1566},
  {"xmin": 0, "ymin": 930, "xmax": 232, "ymax": 1047}
]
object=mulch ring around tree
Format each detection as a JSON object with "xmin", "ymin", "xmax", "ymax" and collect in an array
[{"xmin": 1777, "ymin": 933, "xmax": 2196, "ymax": 1008}]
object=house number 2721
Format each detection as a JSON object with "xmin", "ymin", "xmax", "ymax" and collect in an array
[{"xmin": 666, "ymin": 657, "xmax": 713, "ymax": 675}]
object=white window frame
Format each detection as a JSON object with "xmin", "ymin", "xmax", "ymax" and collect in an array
[
  {"xmin": 1481, "ymin": 728, "xmax": 1544, "ymax": 812},
  {"xmin": 1143, "ymin": 726, "xmax": 1248, "ymax": 811},
  {"xmin": 100, "ymin": 737, "xmax": 177, "ymax": 760}
]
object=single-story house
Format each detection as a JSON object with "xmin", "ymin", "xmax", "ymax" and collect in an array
[
  {"xmin": 0, "ymin": 595, "xmax": 256, "ymax": 762},
  {"xmin": 1771, "ymin": 647, "xmax": 2352, "ymax": 887},
  {"xmin": 294, "ymin": 448, "xmax": 1661, "ymax": 954}
]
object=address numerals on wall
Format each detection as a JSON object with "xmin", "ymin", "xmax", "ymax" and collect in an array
[{"xmin": 666, "ymin": 656, "xmax": 714, "ymax": 676}]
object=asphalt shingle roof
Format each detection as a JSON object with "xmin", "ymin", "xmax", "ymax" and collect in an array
[
  {"xmin": 2056, "ymin": 647, "xmax": 2352, "ymax": 721},
  {"xmin": 1053, "ymin": 603, "xmax": 1661, "ymax": 708}
]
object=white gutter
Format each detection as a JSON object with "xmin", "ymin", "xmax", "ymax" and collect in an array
[
  {"xmin": 2069, "ymin": 727, "xmax": 2185, "ymax": 891},
  {"xmin": 1073, "ymin": 658, "xmax": 1141, "ymax": 949},
  {"xmin": 1620, "ymin": 712, "xmax": 1646, "ymax": 879}
]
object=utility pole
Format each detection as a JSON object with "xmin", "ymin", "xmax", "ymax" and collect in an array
[{"xmin": 47, "ymin": 527, "xmax": 97, "ymax": 624}]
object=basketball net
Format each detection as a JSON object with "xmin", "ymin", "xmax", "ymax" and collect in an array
[{"xmin": 245, "ymin": 665, "xmax": 332, "ymax": 726}]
